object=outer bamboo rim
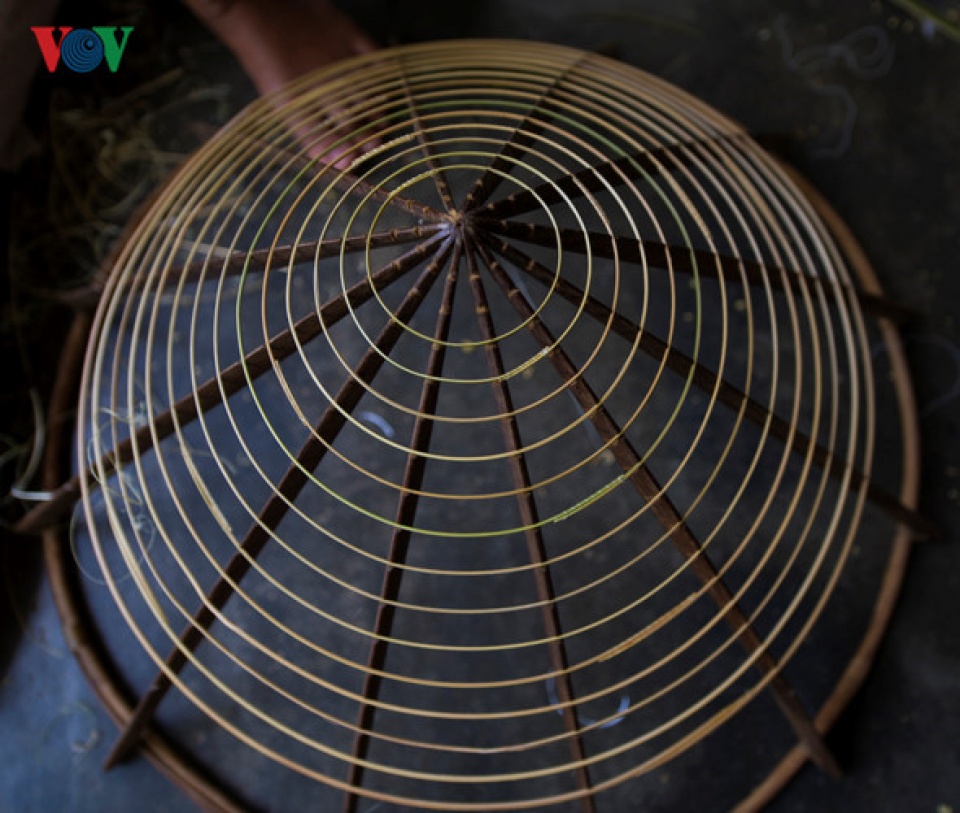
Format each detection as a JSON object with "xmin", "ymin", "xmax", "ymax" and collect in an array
[{"xmin": 731, "ymin": 167, "xmax": 921, "ymax": 813}]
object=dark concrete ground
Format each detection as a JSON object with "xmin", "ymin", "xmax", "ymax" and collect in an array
[{"xmin": 1, "ymin": 1, "xmax": 958, "ymax": 811}]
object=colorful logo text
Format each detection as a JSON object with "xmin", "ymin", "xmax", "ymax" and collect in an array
[{"xmin": 31, "ymin": 27, "xmax": 134, "ymax": 73}]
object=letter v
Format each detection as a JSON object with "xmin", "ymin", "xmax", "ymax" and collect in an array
[
  {"xmin": 93, "ymin": 27, "xmax": 134, "ymax": 73},
  {"xmin": 31, "ymin": 27, "xmax": 73, "ymax": 73}
]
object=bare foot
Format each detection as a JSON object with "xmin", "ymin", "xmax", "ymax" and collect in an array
[{"xmin": 185, "ymin": 0, "xmax": 377, "ymax": 95}]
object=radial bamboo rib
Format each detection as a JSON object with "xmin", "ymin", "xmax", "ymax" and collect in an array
[
  {"xmin": 341, "ymin": 242, "xmax": 462, "ymax": 813},
  {"xmin": 465, "ymin": 237, "xmax": 596, "ymax": 811},
  {"xmin": 471, "ymin": 237, "xmax": 839, "ymax": 777},
  {"xmin": 49, "ymin": 39, "xmax": 923, "ymax": 813}
]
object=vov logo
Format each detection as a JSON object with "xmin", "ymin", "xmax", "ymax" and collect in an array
[{"xmin": 31, "ymin": 27, "xmax": 134, "ymax": 74}]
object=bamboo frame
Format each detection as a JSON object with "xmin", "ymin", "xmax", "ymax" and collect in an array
[{"xmin": 34, "ymin": 40, "xmax": 922, "ymax": 812}]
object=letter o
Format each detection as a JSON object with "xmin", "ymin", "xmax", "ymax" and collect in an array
[{"xmin": 60, "ymin": 28, "xmax": 104, "ymax": 73}]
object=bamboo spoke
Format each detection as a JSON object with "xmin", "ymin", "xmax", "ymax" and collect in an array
[
  {"xmin": 397, "ymin": 66, "xmax": 457, "ymax": 212},
  {"xmin": 104, "ymin": 237, "xmax": 455, "ymax": 767},
  {"xmin": 480, "ymin": 233, "xmax": 936, "ymax": 538},
  {"xmin": 472, "ymin": 237, "xmax": 840, "ymax": 776},
  {"xmin": 461, "ymin": 53, "xmax": 593, "ymax": 212},
  {"xmin": 475, "ymin": 138, "xmax": 735, "ymax": 221},
  {"xmin": 478, "ymin": 217, "xmax": 912, "ymax": 323},
  {"xmin": 342, "ymin": 242, "xmax": 462, "ymax": 813},
  {"xmin": 464, "ymin": 237, "xmax": 596, "ymax": 812},
  {"xmin": 14, "ymin": 232, "xmax": 449, "ymax": 536},
  {"xmin": 171, "ymin": 225, "xmax": 442, "ymax": 287}
]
